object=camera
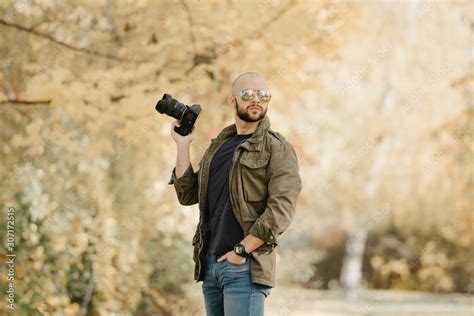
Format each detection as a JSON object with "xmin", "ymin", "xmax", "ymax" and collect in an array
[{"xmin": 155, "ymin": 94, "xmax": 201, "ymax": 136}]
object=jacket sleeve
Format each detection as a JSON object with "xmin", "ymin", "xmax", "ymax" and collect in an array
[
  {"xmin": 248, "ymin": 141, "xmax": 302, "ymax": 246},
  {"xmin": 168, "ymin": 164, "xmax": 199, "ymax": 205}
]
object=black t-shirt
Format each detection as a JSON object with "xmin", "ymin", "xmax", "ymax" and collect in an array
[{"xmin": 205, "ymin": 133, "xmax": 253, "ymax": 256}]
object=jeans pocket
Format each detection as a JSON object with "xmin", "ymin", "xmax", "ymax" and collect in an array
[
  {"xmin": 226, "ymin": 258, "xmax": 247, "ymax": 266},
  {"xmin": 225, "ymin": 258, "xmax": 249, "ymax": 272}
]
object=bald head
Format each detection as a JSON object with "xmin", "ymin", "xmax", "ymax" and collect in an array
[{"xmin": 231, "ymin": 72, "xmax": 268, "ymax": 95}]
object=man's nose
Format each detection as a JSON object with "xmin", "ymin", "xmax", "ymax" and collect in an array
[{"xmin": 250, "ymin": 94, "xmax": 261, "ymax": 103}]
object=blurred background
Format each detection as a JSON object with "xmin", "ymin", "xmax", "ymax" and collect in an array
[{"xmin": 0, "ymin": 0, "xmax": 472, "ymax": 315}]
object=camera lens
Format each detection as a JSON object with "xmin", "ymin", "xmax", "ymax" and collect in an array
[{"xmin": 156, "ymin": 94, "xmax": 187, "ymax": 120}]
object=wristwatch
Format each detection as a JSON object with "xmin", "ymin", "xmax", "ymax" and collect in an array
[{"xmin": 234, "ymin": 243, "xmax": 250, "ymax": 258}]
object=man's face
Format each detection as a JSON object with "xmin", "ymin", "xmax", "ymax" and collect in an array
[{"xmin": 232, "ymin": 77, "xmax": 269, "ymax": 123}]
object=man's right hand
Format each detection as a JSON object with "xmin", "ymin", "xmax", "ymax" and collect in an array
[{"xmin": 171, "ymin": 121, "xmax": 196, "ymax": 146}]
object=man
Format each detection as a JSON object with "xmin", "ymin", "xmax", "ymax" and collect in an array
[{"xmin": 169, "ymin": 72, "xmax": 302, "ymax": 315}]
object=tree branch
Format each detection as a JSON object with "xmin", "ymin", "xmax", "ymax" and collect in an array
[
  {"xmin": 0, "ymin": 18, "xmax": 145, "ymax": 63},
  {"xmin": 0, "ymin": 99, "xmax": 51, "ymax": 105}
]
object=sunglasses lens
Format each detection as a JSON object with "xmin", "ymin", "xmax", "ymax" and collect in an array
[
  {"xmin": 259, "ymin": 90, "xmax": 271, "ymax": 102},
  {"xmin": 241, "ymin": 89, "xmax": 254, "ymax": 101}
]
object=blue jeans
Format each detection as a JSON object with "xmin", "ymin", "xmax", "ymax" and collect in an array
[{"xmin": 202, "ymin": 254, "xmax": 272, "ymax": 316}]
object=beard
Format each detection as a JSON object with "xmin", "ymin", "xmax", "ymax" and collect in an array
[{"xmin": 235, "ymin": 100, "xmax": 267, "ymax": 123}]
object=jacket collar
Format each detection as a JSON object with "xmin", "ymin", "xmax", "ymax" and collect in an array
[{"xmin": 213, "ymin": 115, "xmax": 270, "ymax": 151}]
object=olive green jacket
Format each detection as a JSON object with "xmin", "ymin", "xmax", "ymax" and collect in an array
[{"xmin": 169, "ymin": 115, "xmax": 302, "ymax": 287}]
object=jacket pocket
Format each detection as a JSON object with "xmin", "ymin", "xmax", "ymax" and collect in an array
[{"xmin": 239, "ymin": 153, "xmax": 269, "ymax": 202}]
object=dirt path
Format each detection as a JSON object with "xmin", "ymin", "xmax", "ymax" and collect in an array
[{"xmin": 183, "ymin": 283, "xmax": 473, "ymax": 315}]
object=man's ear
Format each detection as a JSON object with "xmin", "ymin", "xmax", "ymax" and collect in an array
[{"xmin": 227, "ymin": 95, "xmax": 236, "ymax": 106}]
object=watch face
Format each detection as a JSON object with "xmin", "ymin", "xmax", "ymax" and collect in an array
[{"xmin": 236, "ymin": 245, "xmax": 244, "ymax": 254}]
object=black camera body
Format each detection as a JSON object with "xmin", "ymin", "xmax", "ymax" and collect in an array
[{"xmin": 155, "ymin": 94, "xmax": 201, "ymax": 136}]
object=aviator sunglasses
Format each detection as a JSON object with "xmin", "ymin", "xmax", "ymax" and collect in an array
[{"xmin": 239, "ymin": 88, "xmax": 272, "ymax": 102}]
